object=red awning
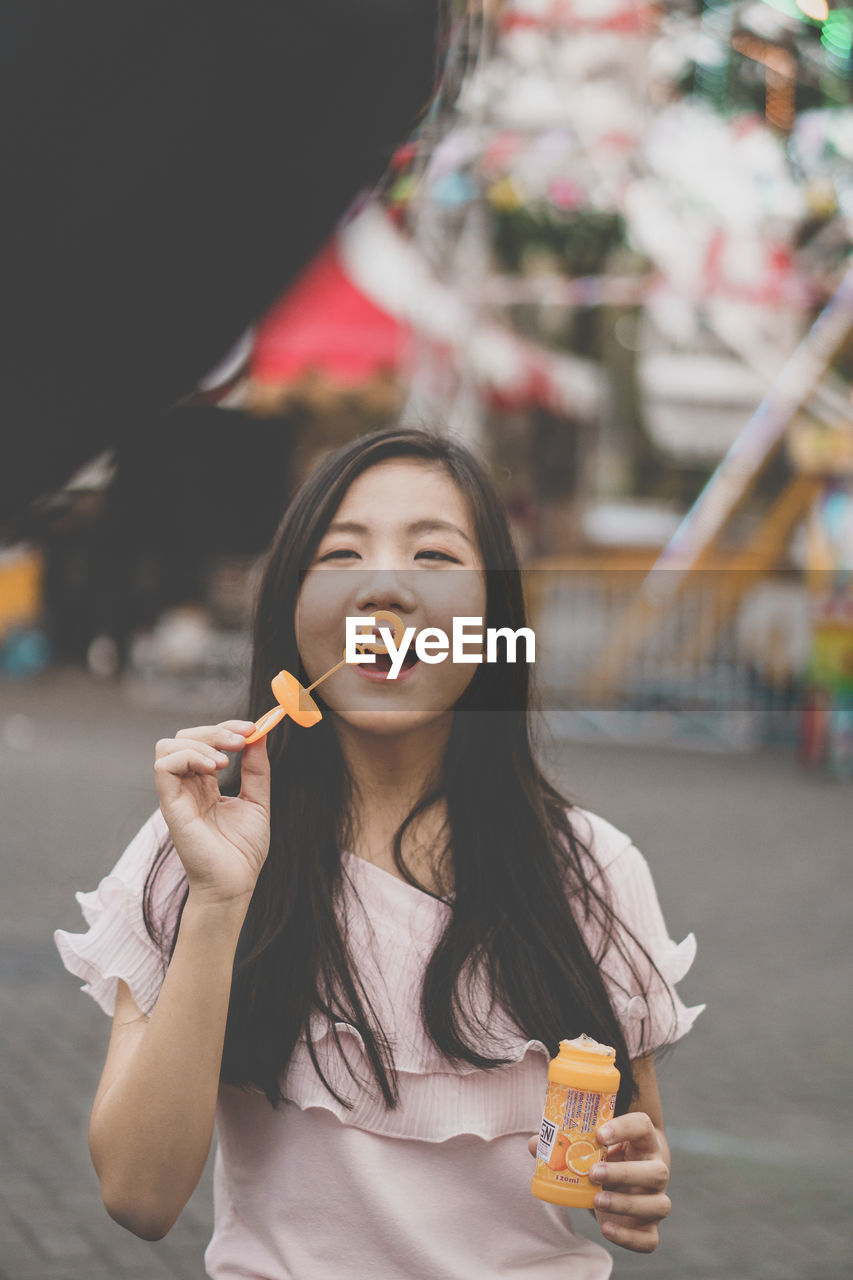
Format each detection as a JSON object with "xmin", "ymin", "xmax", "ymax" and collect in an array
[{"xmin": 251, "ymin": 241, "xmax": 406, "ymax": 388}]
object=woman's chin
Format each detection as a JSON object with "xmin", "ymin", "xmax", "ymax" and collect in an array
[{"xmin": 329, "ymin": 706, "xmax": 450, "ymax": 738}]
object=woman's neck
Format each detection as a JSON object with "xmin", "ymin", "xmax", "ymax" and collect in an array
[
  {"xmin": 333, "ymin": 713, "xmax": 452, "ymax": 878},
  {"xmin": 335, "ymin": 714, "xmax": 449, "ymax": 802}
]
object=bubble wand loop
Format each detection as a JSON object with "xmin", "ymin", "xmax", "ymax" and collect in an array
[{"xmin": 244, "ymin": 611, "xmax": 404, "ymax": 744}]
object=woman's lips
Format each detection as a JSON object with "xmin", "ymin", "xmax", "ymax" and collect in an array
[{"xmin": 354, "ymin": 651, "xmax": 420, "ymax": 682}]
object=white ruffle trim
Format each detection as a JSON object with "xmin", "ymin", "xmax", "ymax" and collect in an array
[
  {"xmin": 53, "ymin": 811, "xmax": 179, "ymax": 1018},
  {"xmin": 54, "ymin": 876, "xmax": 168, "ymax": 1017},
  {"xmin": 283, "ymin": 960, "xmax": 704, "ymax": 1141},
  {"xmin": 607, "ymin": 931, "xmax": 705, "ymax": 1057},
  {"xmin": 283, "ymin": 1017, "xmax": 554, "ymax": 1143}
]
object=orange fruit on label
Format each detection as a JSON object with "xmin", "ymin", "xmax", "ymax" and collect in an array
[{"xmin": 566, "ymin": 1141, "xmax": 598, "ymax": 1175}]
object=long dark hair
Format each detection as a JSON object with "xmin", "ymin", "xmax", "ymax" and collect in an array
[{"xmin": 143, "ymin": 427, "xmax": 673, "ymax": 1115}]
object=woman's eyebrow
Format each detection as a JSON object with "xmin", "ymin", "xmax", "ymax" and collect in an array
[
  {"xmin": 324, "ymin": 518, "xmax": 473, "ymax": 546},
  {"xmin": 325, "ymin": 520, "xmax": 368, "ymax": 536},
  {"xmin": 407, "ymin": 518, "xmax": 473, "ymax": 546}
]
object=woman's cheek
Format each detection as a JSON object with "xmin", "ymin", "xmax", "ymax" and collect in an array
[
  {"xmin": 421, "ymin": 572, "xmax": 485, "ymax": 621},
  {"xmin": 427, "ymin": 646, "xmax": 481, "ymax": 712},
  {"xmin": 294, "ymin": 588, "xmax": 343, "ymax": 682}
]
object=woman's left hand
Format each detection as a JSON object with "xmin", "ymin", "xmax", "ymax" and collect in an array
[
  {"xmin": 588, "ymin": 1111, "xmax": 671, "ymax": 1253},
  {"xmin": 527, "ymin": 1110, "xmax": 671, "ymax": 1254}
]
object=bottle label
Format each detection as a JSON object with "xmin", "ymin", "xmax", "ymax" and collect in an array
[{"xmin": 534, "ymin": 1081, "xmax": 617, "ymax": 1190}]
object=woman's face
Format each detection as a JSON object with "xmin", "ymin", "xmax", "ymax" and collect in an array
[{"xmin": 294, "ymin": 458, "xmax": 487, "ymax": 737}]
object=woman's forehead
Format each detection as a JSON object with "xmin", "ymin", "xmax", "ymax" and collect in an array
[{"xmin": 332, "ymin": 460, "xmax": 472, "ymax": 529}]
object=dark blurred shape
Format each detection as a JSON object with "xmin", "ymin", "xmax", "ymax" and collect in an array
[
  {"xmin": 39, "ymin": 406, "xmax": 297, "ymax": 665},
  {"xmin": 0, "ymin": 0, "xmax": 442, "ymax": 529}
]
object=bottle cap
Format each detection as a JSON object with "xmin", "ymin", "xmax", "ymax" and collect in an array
[{"xmin": 558, "ymin": 1034, "xmax": 616, "ymax": 1065}]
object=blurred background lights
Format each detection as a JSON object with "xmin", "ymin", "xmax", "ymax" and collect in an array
[{"xmin": 822, "ymin": 9, "xmax": 853, "ymax": 56}]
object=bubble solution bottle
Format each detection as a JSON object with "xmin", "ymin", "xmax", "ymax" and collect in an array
[{"xmin": 530, "ymin": 1034, "xmax": 621, "ymax": 1209}]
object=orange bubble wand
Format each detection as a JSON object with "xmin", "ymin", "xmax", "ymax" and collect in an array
[{"xmin": 244, "ymin": 610, "xmax": 404, "ymax": 743}]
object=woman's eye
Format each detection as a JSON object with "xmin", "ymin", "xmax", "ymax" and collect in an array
[
  {"xmin": 415, "ymin": 549, "xmax": 459, "ymax": 563},
  {"xmin": 317, "ymin": 547, "xmax": 459, "ymax": 563},
  {"xmin": 318, "ymin": 548, "xmax": 360, "ymax": 562}
]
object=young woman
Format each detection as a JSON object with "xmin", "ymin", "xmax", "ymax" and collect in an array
[{"xmin": 55, "ymin": 426, "xmax": 703, "ymax": 1278}]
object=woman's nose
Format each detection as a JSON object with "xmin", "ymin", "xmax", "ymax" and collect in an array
[{"xmin": 353, "ymin": 569, "xmax": 417, "ymax": 618}]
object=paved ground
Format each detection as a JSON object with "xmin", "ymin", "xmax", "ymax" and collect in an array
[{"xmin": 1, "ymin": 669, "xmax": 850, "ymax": 1279}]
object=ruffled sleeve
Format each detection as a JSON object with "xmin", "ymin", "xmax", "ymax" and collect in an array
[
  {"xmin": 53, "ymin": 809, "xmax": 185, "ymax": 1018},
  {"xmin": 571, "ymin": 809, "xmax": 706, "ymax": 1058}
]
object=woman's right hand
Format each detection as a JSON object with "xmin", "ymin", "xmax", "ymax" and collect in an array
[{"xmin": 154, "ymin": 721, "xmax": 271, "ymax": 909}]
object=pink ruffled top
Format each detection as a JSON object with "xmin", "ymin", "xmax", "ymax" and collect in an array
[{"xmin": 54, "ymin": 807, "xmax": 704, "ymax": 1280}]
